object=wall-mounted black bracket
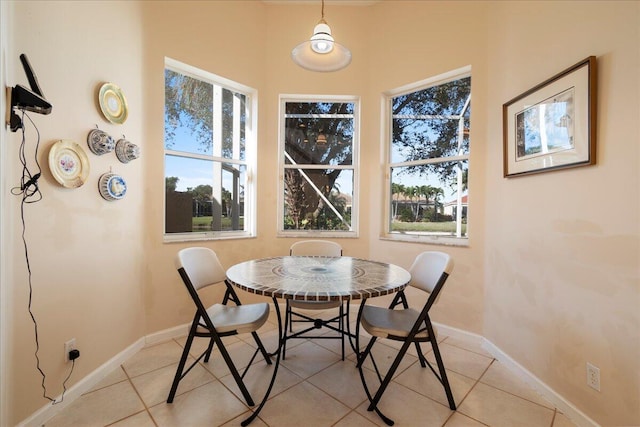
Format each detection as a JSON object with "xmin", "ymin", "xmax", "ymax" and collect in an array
[{"xmin": 5, "ymin": 54, "xmax": 53, "ymax": 132}]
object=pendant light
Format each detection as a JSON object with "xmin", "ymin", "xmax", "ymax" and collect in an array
[
  {"xmin": 316, "ymin": 130, "xmax": 327, "ymax": 144},
  {"xmin": 291, "ymin": 0, "xmax": 352, "ymax": 72}
]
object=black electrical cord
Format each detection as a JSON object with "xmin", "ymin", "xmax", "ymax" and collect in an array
[
  {"xmin": 11, "ymin": 110, "xmax": 42, "ymax": 202},
  {"xmin": 10, "ymin": 109, "xmax": 74, "ymax": 404}
]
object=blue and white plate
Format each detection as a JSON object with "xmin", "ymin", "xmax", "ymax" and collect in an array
[{"xmin": 98, "ymin": 173, "xmax": 127, "ymax": 201}]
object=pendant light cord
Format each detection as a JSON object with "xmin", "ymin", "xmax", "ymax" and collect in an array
[{"xmin": 319, "ymin": 0, "xmax": 327, "ymax": 24}]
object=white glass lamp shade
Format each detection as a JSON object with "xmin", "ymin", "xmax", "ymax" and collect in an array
[
  {"xmin": 291, "ymin": 21, "xmax": 352, "ymax": 72},
  {"xmin": 310, "ymin": 23, "xmax": 334, "ymax": 53}
]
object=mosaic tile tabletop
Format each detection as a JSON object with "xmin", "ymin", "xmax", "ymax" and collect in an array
[{"xmin": 226, "ymin": 256, "xmax": 411, "ymax": 301}]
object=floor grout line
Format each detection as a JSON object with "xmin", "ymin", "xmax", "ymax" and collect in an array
[{"xmin": 45, "ymin": 321, "xmax": 574, "ymax": 427}]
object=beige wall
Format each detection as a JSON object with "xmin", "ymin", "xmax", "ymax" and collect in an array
[
  {"xmin": 1, "ymin": 1, "xmax": 638, "ymax": 426},
  {"xmin": 365, "ymin": 0, "xmax": 488, "ymax": 334},
  {"xmin": 484, "ymin": 1, "xmax": 639, "ymax": 425},
  {"xmin": 2, "ymin": 1, "xmax": 147, "ymax": 424},
  {"xmin": 0, "ymin": 1, "xmax": 10, "ymax": 423},
  {"xmin": 139, "ymin": 0, "xmax": 273, "ymax": 338}
]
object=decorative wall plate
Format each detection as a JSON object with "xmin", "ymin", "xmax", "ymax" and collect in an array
[
  {"xmin": 98, "ymin": 173, "xmax": 127, "ymax": 201},
  {"xmin": 87, "ymin": 128, "xmax": 115, "ymax": 155},
  {"xmin": 48, "ymin": 140, "xmax": 90, "ymax": 188},
  {"xmin": 98, "ymin": 83, "xmax": 128, "ymax": 124},
  {"xmin": 115, "ymin": 138, "xmax": 140, "ymax": 163}
]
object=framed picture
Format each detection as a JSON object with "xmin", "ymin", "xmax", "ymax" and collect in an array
[{"xmin": 503, "ymin": 56, "xmax": 597, "ymax": 177}]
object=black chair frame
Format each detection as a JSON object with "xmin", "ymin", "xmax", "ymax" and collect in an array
[
  {"xmin": 355, "ymin": 270, "xmax": 455, "ymax": 426},
  {"xmin": 167, "ymin": 268, "xmax": 272, "ymax": 406}
]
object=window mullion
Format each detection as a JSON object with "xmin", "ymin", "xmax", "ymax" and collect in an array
[
  {"xmin": 391, "ymin": 155, "xmax": 469, "ymax": 168},
  {"xmin": 455, "ymin": 163, "xmax": 464, "ymax": 238},
  {"xmin": 283, "ymin": 163, "xmax": 354, "ymax": 171},
  {"xmin": 457, "ymin": 94, "xmax": 471, "ymax": 155},
  {"xmin": 286, "ymin": 113, "xmax": 353, "ymax": 119},
  {"xmin": 233, "ymin": 94, "xmax": 241, "ymax": 159},
  {"xmin": 232, "ymin": 94, "xmax": 242, "ymax": 231},
  {"xmin": 393, "ymin": 114, "xmax": 460, "ymax": 120},
  {"xmin": 212, "ymin": 85, "xmax": 223, "ymax": 231}
]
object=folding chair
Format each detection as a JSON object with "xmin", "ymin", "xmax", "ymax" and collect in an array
[
  {"xmin": 167, "ymin": 247, "xmax": 272, "ymax": 406},
  {"xmin": 283, "ymin": 240, "xmax": 347, "ymax": 360},
  {"xmin": 355, "ymin": 251, "xmax": 455, "ymax": 425}
]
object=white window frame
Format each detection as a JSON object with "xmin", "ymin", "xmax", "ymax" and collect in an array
[
  {"xmin": 163, "ymin": 57, "xmax": 257, "ymax": 243},
  {"xmin": 277, "ymin": 94, "xmax": 360, "ymax": 238},
  {"xmin": 381, "ymin": 66, "xmax": 471, "ymax": 247}
]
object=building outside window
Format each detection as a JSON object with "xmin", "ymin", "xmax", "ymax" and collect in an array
[
  {"xmin": 278, "ymin": 96, "xmax": 359, "ymax": 237},
  {"xmin": 384, "ymin": 66, "xmax": 471, "ymax": 244},
  {"xmin": 164, "ymin": 58, "xmax": 256, "ymax": 241}
]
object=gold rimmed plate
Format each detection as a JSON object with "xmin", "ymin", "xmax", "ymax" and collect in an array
[
  {"xmin": 98, "ymin": 82, "xmax": 128, "ymax": 124},
  {"xmin": 48, "ymin": 140, "xmax": 90, "ymax": 188}
]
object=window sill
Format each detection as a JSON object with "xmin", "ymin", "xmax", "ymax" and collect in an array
[
  {"xmin": 277, "ymin": 230, "xmax": 359, "ymax": 239},
  {"xmin": 379, "ymin": 233, "xmax": 469, "ymax": 247},
  {"xmin": 164, "ymin": 232, "xmax": 256, "ymax": 244}
]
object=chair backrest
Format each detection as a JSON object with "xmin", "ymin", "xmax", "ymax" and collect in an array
[
  {"xmin": 175, "ymin": 247, "xmax": 227, "ymax": 291},
  {"xmin": 290, "ymin": 240, "xmax": 342, "ymax": 256},
  {"xmin": 408, "ymin": 251, "xmax": 454, "ymax": 304}
]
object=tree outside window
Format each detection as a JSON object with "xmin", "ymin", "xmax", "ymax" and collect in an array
[
  {"xmin": 279, "ymin": 98, "xmax": 358, "ymax": 236},
  {"xmin": 164, "ymin": 58, "xmax": 255, "ymax": 241},
  {"xmin": 386, "ymin": 68, "xmax": 471, "ymax": 242}
]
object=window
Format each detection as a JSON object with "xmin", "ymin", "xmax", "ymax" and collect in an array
[
  {"xmin": 278, "ymin": 96, "xmax": 359, "ymax": 237},
  {"xmin": 164, "ymin": 58, "xmax": 256, "ymax": 241},
  {"xmin": 384, "ymin": 67, "xmax": 471, "ymax": 244}
]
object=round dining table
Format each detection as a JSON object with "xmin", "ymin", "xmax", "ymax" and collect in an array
[{"xmin": 226, "ymin": 256, "xmax": 411, "ymax": 426}]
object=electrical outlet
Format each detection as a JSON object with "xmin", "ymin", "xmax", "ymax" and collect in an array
[
  {"xmin": 64, "ymin": 339, "xmax": 76, "ymax": 362},
  {"xmin": 587, "ymin": 362, "xmax": 600, "ymax": 391}
]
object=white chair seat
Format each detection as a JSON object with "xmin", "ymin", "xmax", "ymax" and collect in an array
[
  {"xmin": 361, "ymin": 305, "xmax": 436, "ymax": 340},
  {"xmin": 168, "ymin": 247, "xmax": 272, "ymax": 407},
  {"xmin": 289, "ymin": 300, "xmax": 342, "ymax": 310},
  {"xmin": 197, "ymin": 302, "xmax": 270, "ymax": 335},
  {"xmin": 356, "ymin": 251, "xmax": 455, "ymax": 424}
]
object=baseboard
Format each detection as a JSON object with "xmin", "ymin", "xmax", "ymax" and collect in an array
[
  {"xmin": 18, "ymin": 338, "xmax": 145, "ymax": 427},
  {"xmin": 481, "ymin": 338, "xmax": 600, "ymax": 427},
  {"xmin": 18, "ymin": 324, "xmax": 190, "ymax": 427},
  {"xmin": 18, "ymin": 317, "xmax": 601, "ymax": 427},
  {"xmin": 145, "ymin": 323, "xmax": 189, "ymax": 346},
  {"xmin": 433, "ymin": 321, "xmax": 484, "ymax": 345}
]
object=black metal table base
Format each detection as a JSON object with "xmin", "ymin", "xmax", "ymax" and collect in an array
[{"xmin": 242, "ymin": 300, "xmax": 384, "ymax": 425}]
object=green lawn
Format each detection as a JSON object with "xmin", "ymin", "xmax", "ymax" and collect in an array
[
  {"xmin": 391, "ymin": 221, "xmax": 466, "ymax": 234},
  {"xmin": 192, "ymin": 216, "xmax": 243, "ymax": 230},
  {"xmin": 192, "ymin": 216, "xmax": 463, "ymax": 234}
]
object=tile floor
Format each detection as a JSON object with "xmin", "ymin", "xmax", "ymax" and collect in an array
[{"xmin": 45, "ymin": 306, "xmax": 577, "ymax": 427}]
